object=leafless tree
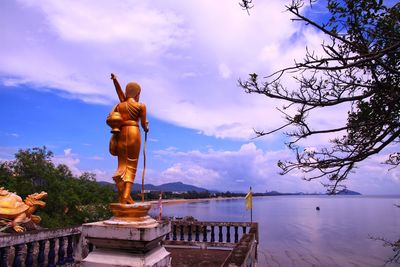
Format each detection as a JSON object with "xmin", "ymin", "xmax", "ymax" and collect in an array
[{"xmin": 239, "ymin": 0, "xmax": 400, "ymax": 193}]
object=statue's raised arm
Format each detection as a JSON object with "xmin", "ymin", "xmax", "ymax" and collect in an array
[{"xmin": 111, "ymin": 73, "xmax": 126, "ymax": 102}]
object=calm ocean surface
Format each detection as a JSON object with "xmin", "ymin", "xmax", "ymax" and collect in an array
[{"xmin": 158, "ymin": 195, "xmax": 400, "ymax": 267}]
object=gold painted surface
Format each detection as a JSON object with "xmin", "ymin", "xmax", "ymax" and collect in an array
[
  {"xmin": 107, "ymin": 73, "xmax": 149, "ymax": 205},
  {"xmin": 0, "ymin": 188, "xmax": 47, "ymax": 232},
  {"xmin": 109, "ymin": 203, "xmax": 152, "ymax": 222}
]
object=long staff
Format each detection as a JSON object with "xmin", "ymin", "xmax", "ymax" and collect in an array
[{"xmin": 141, "ymin": 131, "xmax": 148, "ymax": 202}]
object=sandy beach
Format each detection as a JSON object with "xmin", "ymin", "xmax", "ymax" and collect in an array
[{"xmin": 149, "ymin": 196, "xmax": 243, "ymax": 206}]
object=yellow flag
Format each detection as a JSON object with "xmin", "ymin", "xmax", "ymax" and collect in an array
[{"xmin": 245, "ymin": 189, "xmax": 252, "ymax": 210}]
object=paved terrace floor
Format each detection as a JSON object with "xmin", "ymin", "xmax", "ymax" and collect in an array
[{"xmin": 167, "ymin": 247, "xmax": 231, "ymax": 267}]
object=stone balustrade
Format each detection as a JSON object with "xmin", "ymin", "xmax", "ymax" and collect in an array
[
  {"xmin": 0, "ymin": 221, "xmax": 258, "ymax": 267},
  {"xmin": 0, "ymin": 227, "xmax": 82, "ymax": 267},
  {"xmin": 164, "ymin": 221, "xmax": 257, "ymax": 247},
  {"xmin": 164, "ymin": 220, "xmax": 258, "ymax": 267}
]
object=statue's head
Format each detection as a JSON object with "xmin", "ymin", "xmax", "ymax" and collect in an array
[
  {"xmin": 25, "ymin": 191, "xmax": 47, "ymax": 207},
  {"xmin": 125, "ymin": 82, "xmax": 141, "ymax": 101},
  {"xmin": 0, "ymin": 187, "xmax": 9, "ymax": 196}
]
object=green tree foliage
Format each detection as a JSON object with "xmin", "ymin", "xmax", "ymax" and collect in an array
[
  {"xmin": 239, "ymin": 0, "xmax": 400, "ymax": 192},
  {"xmin": 0, "ymin": 147, "xmax": 115, "ymax": 228}
]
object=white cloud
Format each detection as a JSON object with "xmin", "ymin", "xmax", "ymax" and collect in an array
[
  {"xmin": 0, "ymin": 0, "xmax": 330, "ymax": 139},
  {"xmin": 52, "ymin": 149, "xmax": 116, "ymax": 181},
  {"xmin": 88, "ymin": 155, "xmax": 104, "ymax": 161},
  {"xmin": 20, "ymin": 0, "xmax": 189, "ymax": 50},
  {"xmin": 1, "ymin": 1, "xmax": 396, "ymax": 195},
  {"xmin": 218, "ymin": 63, "xmax": 232, "ymax": 79},
  {"xmin": 5, "ymin": 133, "xmax": 20, "ymax": 138},
  {"xmin": 53, "ymin": 148, "xmax": 82, "ymax": 176},
  {"xmin": 160, "ymin": 163, "xmax": 220, "ymax": 188},
  {"xmin": 0, "ymin": 147, "xmax": 18, "ymax": 162},
  {"xmin": 153, "ymin": 143, "xmax": 328, "ymax": 192},
  {"xmin": 90, "ymin": 169, "xmax": 112, "ymax": 181},
  {"xmin": 345, "ymin": 152, "xmax": 400, "ymax": 195},
  {"xmin": 151, "ymin": 143, "xmax": 400, "ymax": 194}
]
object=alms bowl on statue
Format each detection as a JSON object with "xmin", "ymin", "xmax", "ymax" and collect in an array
[{"xmin": 106, "ymin": 111, "xmax": 123, "ymax": 133}]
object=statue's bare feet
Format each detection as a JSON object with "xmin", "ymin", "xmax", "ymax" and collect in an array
[
  {"xmin": 120, "ymin": 197, "xmax": 134, "ymax": 204},
  {"xmin": 13, "ymin": 225, "xmax": 24, "ymax": 233}
]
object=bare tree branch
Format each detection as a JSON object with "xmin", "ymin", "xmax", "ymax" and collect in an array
[{"xmin": 239, "ymin": 0, "xmax": 400, "ymax": 193}]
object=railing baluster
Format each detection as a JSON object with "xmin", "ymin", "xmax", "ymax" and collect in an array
[
  {"xmin": 25, "ymin": 242, "xmax": 34, "ymax": 267},
  {"xmin": 48, "ymin": 238, "xmax": 56, "ymax": 267},
  {"xmin": 12, "ymin": 244, "xmax": 23, "ymax": 267},
  {"xmin": 234, "ymin": 226, "xmax": 239, "ymax": 243},
  {"xmin": 0, "ymin": 227, "xmax": 82, "ymax": 267},
  {"xmin": 180, "ymin": 225, "xmax": 184, "ymax": 241},
  {"xmin": 226, "ymin": 226, "xmax": 231, "ymax": 242},
  {"xmin": 37, "ymin": 240, "xmax": 45, "ymax": 267},
  {"xmin": 242, "ymin": 226, "xmax": 246, "ymax": 234},
  {"xmin": 187, "ymin": 225, "xmax": 192, "ymax": 241},
  {"xmin": 202, "ymin": 226, "xmax": 207, "ymax": 242},
  {"xmin": 0, "ymin": 246, "xmax": 9, "ymax": 267},
  {"xmin": 210, "ymin": 226, "xmax": 215, "ymax": 242},
  {"xmin": 165, "ymin": 232, "xmax": 170, "ymax": 240},
  {"xmin": 57, "ymin": 237, "xmax": 65, "ymax": 265},
  {"xmin": 218, "ymin": 226, "xmax": 223, "ymax": 242},
  {"xmin": 195, "ymin": 225, "xmax": 200, "ymax": 241},
  {"xmin": 172, "ymin": 224, "xmax": 177, "ymax": 241},
  {"xmin": 66, "ymin": 235, "xmax": 74, "ymax": 263}
]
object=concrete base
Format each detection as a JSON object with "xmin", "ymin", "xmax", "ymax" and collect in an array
[
  {"xmin": 81, "ymin": 220, "xmax": 171, "ymax": 267},
  {"xmin": 103, "ymin": 216, "xmax": 158, "ymax": 228},
  {"xmin": 82, "ymin": 246, "xmax": 170, "ymax": 267}
]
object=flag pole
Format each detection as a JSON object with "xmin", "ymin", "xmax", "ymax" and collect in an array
[
  {"xmin": 250, "ymin": 186, "xmax": 253, "ymax": 223},
  {"xmin": 158, "ymin": 192, "xmax": 163, "ymax": 221},
  {"xmin": 251, "ymin": 206, "xmax": 253, "ymax": 223},
  {"xmin": 141, "ymin": 131, "xmax": 147, "ymax": 202}
]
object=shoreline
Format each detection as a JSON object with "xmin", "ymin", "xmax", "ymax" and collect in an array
[{"xmin": 149, "ymin": 196, "xmax": 244, "ymax": 206}]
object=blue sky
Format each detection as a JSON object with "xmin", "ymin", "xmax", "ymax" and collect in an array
[{"xmin": 0, "ymin": 0, "xmax": 399, "ymax": 194}]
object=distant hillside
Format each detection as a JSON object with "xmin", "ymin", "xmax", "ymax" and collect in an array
[
  {"xmin": 98, "ymin": 181, "xmax": 212, "ymax": 193},
  {"xmin": 336, "ymin": 189, "xmax": 362, "ymax": 195}
]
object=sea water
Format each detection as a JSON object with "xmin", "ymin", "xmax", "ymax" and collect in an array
[{"xmin": 159, "ymin": 195, "xmax": 400, "ymax": 266}]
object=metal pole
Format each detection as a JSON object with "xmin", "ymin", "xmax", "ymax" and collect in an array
[
  {"xmin": 251, "ymin": 206, "xmax": 253, "ymax": 223},
  {"xmin": 141, "ymin": 131, "xmax": 147, "ymax": 202},
  {"xmin": 250, "ymin": 186, "xmax": 253, "ymax": 223}
]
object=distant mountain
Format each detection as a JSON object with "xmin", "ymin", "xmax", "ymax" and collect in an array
[
  {"xmin": 143, "ymin": 182, "xmax": 211, "ymax": 193},
  {"xmin": 98, "ymin": 181, "xmax": 117, "ymax": 190},
  {"xmin": 98, "ymin": 181, "xmax": 212, "ymax": 193},
  {"xmin": 336, "ymin": 189, "xmax": 362, "ymax": 195}
]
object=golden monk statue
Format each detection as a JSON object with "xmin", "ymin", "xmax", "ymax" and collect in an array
[{"xmin": 106, "ymin": 73, "xmax": 149, "ymax": 204}]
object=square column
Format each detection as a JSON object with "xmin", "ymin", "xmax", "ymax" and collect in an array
[{"xmin": 81, "ymin": 220, "xmax": 171, "ymax": 267}]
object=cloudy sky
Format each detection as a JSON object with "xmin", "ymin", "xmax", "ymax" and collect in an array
[{"xmin": 0, "ymin": 0, "xmax": 399, "ymax": 194}]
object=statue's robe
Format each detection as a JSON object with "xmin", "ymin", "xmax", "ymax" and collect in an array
[{"xmin": 110, "ymin": 99, "xmax": 144, "ymax": 184}]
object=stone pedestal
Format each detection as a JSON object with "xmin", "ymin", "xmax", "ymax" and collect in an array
[{"xmin": 81, "ymin": 219, "xmax": 171, "ymax": 267}]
